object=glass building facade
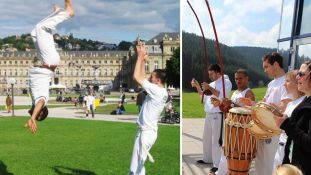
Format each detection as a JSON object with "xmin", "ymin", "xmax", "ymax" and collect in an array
[{"xmin": 278, "ymin": 0, "xmax": 311, "ymax": 69}]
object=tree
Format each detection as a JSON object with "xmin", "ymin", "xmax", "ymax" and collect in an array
[
  {"xmin": 118, "ymin": 41, "xmax": 132, "ymax": 50},
  {"xmin": 166, "ymin": 47, "xmax": 180, "ymax": 87}
]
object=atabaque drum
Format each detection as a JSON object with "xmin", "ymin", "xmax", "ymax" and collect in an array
[{"xmin": 224, "ymin": 107, "xmax": 257, "ymax": 175}]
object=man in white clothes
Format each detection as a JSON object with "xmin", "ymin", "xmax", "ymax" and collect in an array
[
  {"xmin": 85, "ymin": 92, "xmax": 96, "ymax": 118},
  {"xmin": 191, "ymin": 64, "xmax": 232, "ymax": 174},
  {"xmin": 254, "ymin": 52, "xmax": 291, "ymax": 175},
  {"xmin": 26, "ymin": 0, "xmax": 74, "ymax": 133},
  {"xmin": 217, "ymin": 68, "xmax": 255, "ymax": 175},
  {"xmin": 129, "ymin": 41, "xmax": 168, "ymax": 175}
]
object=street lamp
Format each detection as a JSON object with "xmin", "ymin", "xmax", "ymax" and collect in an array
[{"xmin": 8, "ymin": 78, "xmax": 16, "ymax": 117}]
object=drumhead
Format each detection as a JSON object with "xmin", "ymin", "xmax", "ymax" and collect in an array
[
  {"xmin": 248, "ymin": 121, "xmax": 273, "ymax": 139},
  {"xmin": 253, "ymin": 103, "xmax": 281, "ymax": 133},
  {"xmin": 229, "ymin": 107, "xmax": 251, "ymax": 115}
]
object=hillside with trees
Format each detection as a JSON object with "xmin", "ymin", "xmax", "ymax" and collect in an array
[
  {"xmin": 0, "ymin": 33, "xmax": 131, "ymax": 51},
  {"xmin": 182, "ymin": 32, "xmax": 280, "ymax": 90}
]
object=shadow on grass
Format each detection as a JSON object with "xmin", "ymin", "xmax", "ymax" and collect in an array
[
  {"xmin": 0, "ymin": 161, "xmax": 14, "ymax": 175},
  {"xmin": 52, "ymin": 166, "xmax": 96, "ymax": 175}
]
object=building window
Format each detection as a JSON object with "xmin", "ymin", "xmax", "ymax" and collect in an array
[
  {"xmin": 104, "ymin": 69, "xmax": 107, "ymax": 76},
  {"xmin": 110, "ymin": 69, "xmax": 113, "ymax": 76},
  {"xmin": 145, "ymin": 61, "xmax": 149, "ymax": 72},
  {"xmin": 171, "ymin": 47, "xmax": 175, "ymax": 52},
  {"xmin": 154, "ymin": 61, "xmax": 159, "ymax": 70}
]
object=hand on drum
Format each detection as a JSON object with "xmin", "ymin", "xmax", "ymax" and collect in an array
[
  {"xmin": 273, "ymin": 114, "xmax": 288, "ymax": 128},
  {"xmin": 237, "ymin": 97, "xmax": 255, "ymax": 107},
  {"xmin": 210, "ymin": 97, "xmax": 221, "ymax": 107}
]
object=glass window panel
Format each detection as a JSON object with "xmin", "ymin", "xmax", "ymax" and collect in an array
[
  {"xmin": 295, "ymin": 44, "xmax": 311, "ymax": 68},
  {"xmin": 300, "ymin": 0, "xmax": 311, "ymax": 35},
  {"xmin": 278, "ymin": 41, "xmax": 291, "ymax": 71},
  {"xmin": 280, "ymin": 0, "xmax": 295, "ymax": 39}
]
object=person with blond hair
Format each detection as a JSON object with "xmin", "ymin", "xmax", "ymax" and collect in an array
[
  {"xmin": 272, "ymin": 70, "xmax": 305, "ymax": 172},
  {"xmin": 273, "ymin": 164, "xmax": 303, "ymax": 175},
  {"xmin": 275, "ymin": 61, "xmax": 311, "ymax": 174}
]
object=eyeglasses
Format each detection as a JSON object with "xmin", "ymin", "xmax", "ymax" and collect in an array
[{"xmin": 297, "ymin": 71, "xmax": 310, "ymax": 77}]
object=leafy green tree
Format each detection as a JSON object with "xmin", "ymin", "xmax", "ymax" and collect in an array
[
  {"xmin": 166, "ymin": 47, "xmax": 180, "ymax": 87},
  {"xmin": 118, "ymin": 41, "xmax": 132, "ymax": 50}
]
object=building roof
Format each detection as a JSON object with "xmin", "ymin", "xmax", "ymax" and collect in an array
[{"xmin": 145, "ymin": 32, "xmax": 179, "ymax": 45}]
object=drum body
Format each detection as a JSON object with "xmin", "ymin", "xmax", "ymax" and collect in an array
[
  {"xmin": 224, "ymin": 107, "xmax": 257, "ymax": 175},
  {"xmin": 248, "ymin": 102, "xmax": 281, "ymax": 139}
]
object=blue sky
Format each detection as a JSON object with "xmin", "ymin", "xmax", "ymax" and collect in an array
[
  {"xmin": 0, "ymin": 0, "xmax": 180, "ymax": 44},
  {"xmin": 182, "ymin": 0, "xmax": 292, "ymax": 48}
]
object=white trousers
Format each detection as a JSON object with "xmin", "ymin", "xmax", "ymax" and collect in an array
[
  {"xmin": 254, "ymin": 135, "xmax": 279, "ymax": 175},
  {"xmin": 129, "ymin": 129, "xmax": 157, "ymax": 175},
  {"xmin": 31, "ymin": 10, "xmax": 70, "ymax": 65},
  {"xmin": 217, "ymin": 150, "xmax": 228, "ymax": 175},
  {"xmin": 203, "ymin": 112, "xmax": 222, "ymax": 168},
  {"xmin": 272, "ymin": 132, "xmax": 287, "ymax": 173},
  {"xmin": 29, "ymin": 67, "xmax": 53, "ymax": 105}
]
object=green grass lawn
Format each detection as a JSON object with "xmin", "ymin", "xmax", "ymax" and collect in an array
[
  {"xmin": 182, "ymin": 87, "xmax": 267, "ymax": 118},
  {"xmin": 94, "ymin": 98, "xmax": 180, "ymax": 116},
  {"xmin": 0, "ymin": 117, "xmax": 179, "ymax": 175},
  {"xmin": 0, "ymin": 105, "xmax": 73, "ymax": 111}
]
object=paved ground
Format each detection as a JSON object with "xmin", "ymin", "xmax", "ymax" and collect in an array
[{"xmin": 182, "ymin": 118, "xmax": 255, "ymax": 175}]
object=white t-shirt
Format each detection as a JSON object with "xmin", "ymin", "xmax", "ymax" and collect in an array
[
  {"xmin": 264, "ymin": 75, "xmax": 290, "ymax": 106},
  {"xmin": 204, "ymin": 75, "xmax": 232, "ymax": 113},
  {"xmin": 231, "ymin": 88, "xmax": 251, "ymax": 104},
  {"xmin": 138, "ymin": 80, "xmax": 168, "ymax": 131},
  {"xmin": 85, "ymin": 95, "xmax": 95, "ymax": 107},
  {"xmin": 279, "ymin": 96, "xmax": 305, "ymax": 143}
]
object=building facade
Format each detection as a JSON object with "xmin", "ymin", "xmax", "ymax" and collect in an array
[
  {"xmin": 0, "ymin": 32, "xmax": 180, "ymax": 94},
  {"xmin": 123, "ymin": 32, "xmax": 180, "ymax": 89}
]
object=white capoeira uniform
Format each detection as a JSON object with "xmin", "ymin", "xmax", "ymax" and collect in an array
[
  {"xmin": 202, "ymin": 75, "xmax": 232, "ymax": 168},
  {"xmin": 217, "ymin": 88, "xmax": 251, "ymax": 175},
  {"xmin": 255, "ymin": 75, "xmax": 290, "ymax": 175},
  {"xmin": 272, "ymin": 96, "xmax": 304, "ymax": 172},
  {"xmin": 29, "ymin": 9, "xmax": 71, "ymax": 106},
  {"xmin": 129, "ymin": 80, "xmax": 168, "ymax": 175}
]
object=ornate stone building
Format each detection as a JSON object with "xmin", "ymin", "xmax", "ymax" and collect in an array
[
  {"xmin": 0, "ymin": 32, "xmax": 179, "ymax": 94},
  {"xmin": 123, "ymin": 32, "xmax": 180, "ymax": 89}
]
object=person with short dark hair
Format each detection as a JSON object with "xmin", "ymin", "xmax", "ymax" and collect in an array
[
  {"xmin": 25, "ymin": 0, "xmax": 74, "ymax": 133},
  {"xmin": 191, "ymin": 63, "xmax": 232, "ymax": 174},
  {"xmin": 128, "ymin": 41, "xmax": 168, "ymax": 175},
  {"xmin": 255, "ymin": 52, "xmax": 291, "ymax": 175}
]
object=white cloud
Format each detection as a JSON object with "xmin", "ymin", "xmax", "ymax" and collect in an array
[
  {"xmin": 182, "ymin": 0, "xmax": 284, "ymax": 47},
  {"xmin": 0, "ymin": 0, "xmax": 179, "ymax": 43}
]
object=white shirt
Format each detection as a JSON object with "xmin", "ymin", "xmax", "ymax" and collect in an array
[
  {"xmin": 231, "ymin": 88, "xmax": 251, "ymax": 104},
  {"xmin": 204, "ymin": 75, "xmax": 232, "ymax": 113},
  {"xmin": 279, "ymin": 96, "xmax": 305, "ymax": 143},
  {"xmin": 138, "ymin": 80, "xmax": 168, "ymax": 131},
  {"xmin": 85, "ymin": 95, "xmax": 95, "ymax": 107},
  {"xmin": 264, "ymin": 75, "xmax": 290, "ymax": 106}
]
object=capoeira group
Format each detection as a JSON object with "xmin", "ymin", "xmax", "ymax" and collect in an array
[
  {"xmin": 192, "ymin": 52, "xmax": 310, "ymax": 175},
  {"xmin": 25, "ymin": 1, "xmax": 168, "ymax": 174}
]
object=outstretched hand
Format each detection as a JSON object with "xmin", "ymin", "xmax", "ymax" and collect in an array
[
  {"xmin": 26, "ymin": 118, "xmax": 37, "ymax": 133},
  {"xmin": 136, "ymin": 41, "xmax": 148, "ymax": 61}
]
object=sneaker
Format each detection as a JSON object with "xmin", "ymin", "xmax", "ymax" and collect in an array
[{"xmin": 209, "ymin": 167, "xmax": 218, "ymax": 174}]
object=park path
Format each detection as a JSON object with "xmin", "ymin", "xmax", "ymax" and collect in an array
[{"xmin": 182, "ymin": 118, "xmax": 255, "ymax": 175}]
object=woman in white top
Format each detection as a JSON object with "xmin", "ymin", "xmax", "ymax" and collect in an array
[{"xmin": 272, "ymin": 70, "xmax": 305, "ymax": 172}]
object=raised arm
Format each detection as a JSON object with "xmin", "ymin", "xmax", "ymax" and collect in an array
[
  {"xmin": 191, "ymin": 78, "xmax": 203, "ymax": 96},
  {"xmin": 133, "ymin": 41, "xmax": 148, "ymax": 86}
]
